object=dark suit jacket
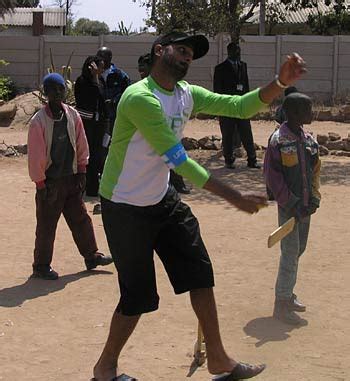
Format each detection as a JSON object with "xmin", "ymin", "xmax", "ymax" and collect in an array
[{"xmin": 213, "ymin": 59, "xmax": 250, "ymax": 96}]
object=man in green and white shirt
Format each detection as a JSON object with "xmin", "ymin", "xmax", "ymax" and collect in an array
[{"xmin": 93, "ymin": 32, "xmax": 306, "ymax": 381}]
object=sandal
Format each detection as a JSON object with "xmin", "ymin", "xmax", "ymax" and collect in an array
[
  {"xmin": 212, "ymin": 362, "xmax": 266, "ymax": 380},
  {"xmin": 91, "ymin": 374, "xmax": 137, "ymax": 381}
]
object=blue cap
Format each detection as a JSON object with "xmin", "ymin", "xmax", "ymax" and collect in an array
[{"xmin": 43, "ymin": 73, "xmax": 66, "ymax": 89}]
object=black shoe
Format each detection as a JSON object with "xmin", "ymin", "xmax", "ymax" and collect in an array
[
  {"xmin": 225, "ymin": 162, "xmax": 235, "ymax": 169},
  {"xmin": 288, "ymin": 294, "xmax": 306, "ymax": 312},
  {"xmin": 247, "ymin": 162, "xmax": 261, "ymax": 169},
  {"xmin": 176, "ymin": 185, "xmax": 191, "ymax": 194},
  {"xmin": 85, "ymin": 252, "xmax": 113, "ymax": 270},
  {"xmin": 31, "ymin": 266, "xmax": 59, "ymax": 280},
  {"xmin": 92, "ymin": 203, "xmax": 102, "ymax": 215}
]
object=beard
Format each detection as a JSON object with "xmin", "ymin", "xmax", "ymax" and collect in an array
[{"xmin": 162, "ymin": 51, "xmax": 189, "ymax": 81}]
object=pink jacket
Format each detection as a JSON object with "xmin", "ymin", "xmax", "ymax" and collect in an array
[{"xmin": 28, "ymin": 103, "xmax": 89, "ymax": 188}]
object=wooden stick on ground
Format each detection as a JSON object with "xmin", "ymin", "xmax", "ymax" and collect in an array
[{"xmin": 193, "ymin": 322, "xmax": 206, "ymax": 366}]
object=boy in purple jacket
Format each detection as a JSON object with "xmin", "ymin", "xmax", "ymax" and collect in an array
[{"xmin": 264, "ymin": 93, "xmax": 321, "ymax": 325}]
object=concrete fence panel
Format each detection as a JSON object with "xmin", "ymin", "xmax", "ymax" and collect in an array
[{"xmin": 0, "ymin": 34, "xmax": 349, "ymax": 101}]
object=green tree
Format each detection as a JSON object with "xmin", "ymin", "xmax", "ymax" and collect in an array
[
  {"xmin": 73, "ymin": 17, "xmax": 110, "ymax": 36},
  {"xmin": 16, "ymin": 0, "xmax": 40, "ymax": 6},
  {"xmin": 281, "ymin": 0, "xmax": 350, "ymax": 35},
  {"xmin": 51, "ymin": 0, "xmax": 79, "ymax": 35},
  {"xmin": 0, "ymin": 0, "xmax": 16, "ymax": 17},
  {"xmin": 265, "ymin": 1, "xmax": 286, "ymax": 35},
  {"xmin": 133, "ymin": 0, "xmax": 260, "ymax": 43}
]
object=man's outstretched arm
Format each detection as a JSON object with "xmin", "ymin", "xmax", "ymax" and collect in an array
[{"xmin": 203, "ymin": 176, "xmax": 267, "ymax": 214}]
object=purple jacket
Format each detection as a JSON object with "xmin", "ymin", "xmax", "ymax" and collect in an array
[{"xmin": 264, "ymin": 122, "xmax": 321, "ymax": 212}]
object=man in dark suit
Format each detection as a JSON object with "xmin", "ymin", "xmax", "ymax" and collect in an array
[{"xmin": 214, "ymin": 42, "xmax": 260, "ymax": 169}]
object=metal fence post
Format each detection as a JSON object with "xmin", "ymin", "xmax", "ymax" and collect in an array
[{"xmin": 332, "ymin": 35, "xmax": 339, "ymax": 101}]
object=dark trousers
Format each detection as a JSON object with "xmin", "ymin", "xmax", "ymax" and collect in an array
[
  {"xmin": 83, "ymin": 119, "xmax": 105, "ymax": 197},
  {"xmin": 33, "ymin": 175, "xmax": 98, "ymax": 269},
  {"xmin": 169, "ymin": 169, "xmax": 186, "ymax": 190},
  {"xmin": 219, "ymin": 117, "xmax": 257, "ymax": 165}
]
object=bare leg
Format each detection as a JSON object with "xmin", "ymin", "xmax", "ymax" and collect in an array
[
  {"xmin": 93, "ymin": 310, "xmax": 140, "ymax": 381},
  {"xmin": 190, "ymin": 288, "xmax": 236, "ymax": 374}
]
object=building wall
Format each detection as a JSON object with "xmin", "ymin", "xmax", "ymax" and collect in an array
[
  {"xmin": 0, "ymin": 26, "xmax": 62, "ymax": 36},
  {"xmin": 0, "ymin": 34, "xmax": 349, "ymax": 101}
]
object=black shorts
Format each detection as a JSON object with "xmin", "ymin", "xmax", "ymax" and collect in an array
[{"xmin": 101, "ymin": 186, "xmax": 214, "ymax": 316}]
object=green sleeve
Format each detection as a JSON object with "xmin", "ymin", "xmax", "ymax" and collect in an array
[
  {"xmin": 122, "ymin": 90, "xmax": 178, "ymax": 155},
  {"xmin": 122, "ymin": 89, "xmax": 210, "ymax": 188},
  {"xmin": 191, "ymin": 85, "xmax": 267, "ymax": 119},
  {"xmin": 175, "ymin": 158, "xmax": 210, "ymax": 188}
]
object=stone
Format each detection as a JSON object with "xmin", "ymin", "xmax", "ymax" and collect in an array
[
  {"xmin": 317, "ymin": 134, "xmax": 328, "ymax": 145},
  {"xmin": 319, "ymin": 145, "xmax": 329, "ymax": 156},
  {"xmin": 198, "ymin": 136, "xmax": 221, "ymax": 150},
  {"xmin": 234, "ymin": 147, "xmax": 245, "ymax": 158},
  {"xmin": 342, "ymin": 140, "xmax": 350, "ymax": 152},
  {"xmin": 315, "ymin": 108, "xmax": 333, "ymax": 121},
  {"xmin": 13, "ymin": 144, "xmax": 27, "ymax": 154},
  {"xmin": 340, "ymin": 104, "xmax": 350, "ymax": 121},
  {"xmin": 328, "ymin": 132, "xmax": 341, "ymax": 141},
  {"xmin": 0, "ymin": 103, "xmax": 17, "ymax": 121},
  {"xmin": 182, "ymin": 137, "xmax": 199, "ymax": 150},
  {"xmin": 324, "ymin": 140, "xmax": 346, "ymax": 151},
  {"xmin": 332, "ymin": 150, "xmax": 350, "ymax": 157}
]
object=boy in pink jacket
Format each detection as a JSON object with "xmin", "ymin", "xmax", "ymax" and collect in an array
[{"xmin": 27, "ymin": 73, "xmax": 112, "ymax": 280}]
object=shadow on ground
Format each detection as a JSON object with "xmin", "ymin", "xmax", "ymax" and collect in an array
[
  {"xmin": 243, "ymin": 316, "xmax": 308, "ymax": 347},
  {"xmin": 182, "ymin": 151, "xmax": 350, "ymax": 206},
  {"xmin": 0, "ymin": 270, "xmax": 113, "ymax": 308}
]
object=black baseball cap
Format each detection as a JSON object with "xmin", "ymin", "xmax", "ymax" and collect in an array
[{"xmin": 151, "ymin": 31, "xmax": 209, "ymax": 60}]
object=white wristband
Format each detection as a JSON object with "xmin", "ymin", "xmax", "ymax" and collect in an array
[{"xmin": 275, "ymin": 75, "xmax": 288, "ymax": 89}]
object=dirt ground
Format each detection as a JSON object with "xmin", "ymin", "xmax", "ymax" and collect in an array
[{"xmin": 0, "ymin": 119, "xmax": 349, "ymax": 381}]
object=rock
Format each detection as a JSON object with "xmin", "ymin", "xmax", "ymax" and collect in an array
[
  {"xmin": 254, "ymin": 143, "xmax": 266, "ymax": 151},
  {"xmin": 342, "ymin": 140, "xmax": 350, "ymax": 152},
  {"xmin": 212, "ymin": 140, "xmax": 222, "ymax": 150},
  {"xmin": 5, "ymin": 92, "xmax": 42, "ymax": 129},
  {"xmin": 0, "ymin": 100, "xmax": 4, "ymax": 106},
  {"xmin": 328, "ymin": 132, "xmax": 341, "ymax": 141},
  {"xmin": 319, "ymin": 145, "xmax": 329, "ymax": 156},
  {"xmin": 182, "ymin": 137, "xmax": 199, "ymax": 150},
  {"xmin": 340, "ymin": 104, "xmax": 350, "ymax": 121},
  {"xmin": 331, "ymin": 150, "xmax": 350, "ymax": 157},
  {"xmin": 198, "ymin": 136, "xmax": 221, "ymax": 150},
  {"xmin": 211, "ymin": 135, "xmax": 221, "ymax": 141},
  {"xmin": 13, "ymin": 144, "xmax": 27, "ymax": 154},
  {"xmin": 252, "ymin": 111, "xmax": 272, "ymax": 120},
  {"xmin": 234, "ymin": 147, "xmax": 245, "ymax": 158},
  {"xmin": 315, "ymin": 108, "xmax": 333, "ymax": 121},
  {"xmin": 324, "ymin": 140, "xmax": 346, "ymax": 151},
  {"xmin": 0, "ymin": 103, "xmax": 17, "ymax": 121},
  {"xmin": 317, "ymin": 134, "xmax": 328, "ymax": 145}
]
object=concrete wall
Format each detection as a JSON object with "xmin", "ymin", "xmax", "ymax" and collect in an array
[{"xmin": 0, "ymin": 34, "xmax": 349, "ymax": 101}]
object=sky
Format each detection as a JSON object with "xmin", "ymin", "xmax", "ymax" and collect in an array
[{"xmin": 39, "ymin": 0, "xmax": 149, "ymax": 32}]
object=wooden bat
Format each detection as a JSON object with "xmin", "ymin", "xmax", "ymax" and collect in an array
[
  {"xmin": 193, "ymin": 322, "xmax": 206, "ymax": 366},
  {"xmin": 267, "ymin": 217, "xmax": 295, "ymax": 248}
]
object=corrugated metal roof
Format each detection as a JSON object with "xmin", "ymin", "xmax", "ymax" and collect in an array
[
  {"xmin": 0, "ymin": 7, "xmax": 66, "ymax": 27},
  {"xmin": 246, "ymin": 1, "xmax": 350, "ymax": 24}
]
